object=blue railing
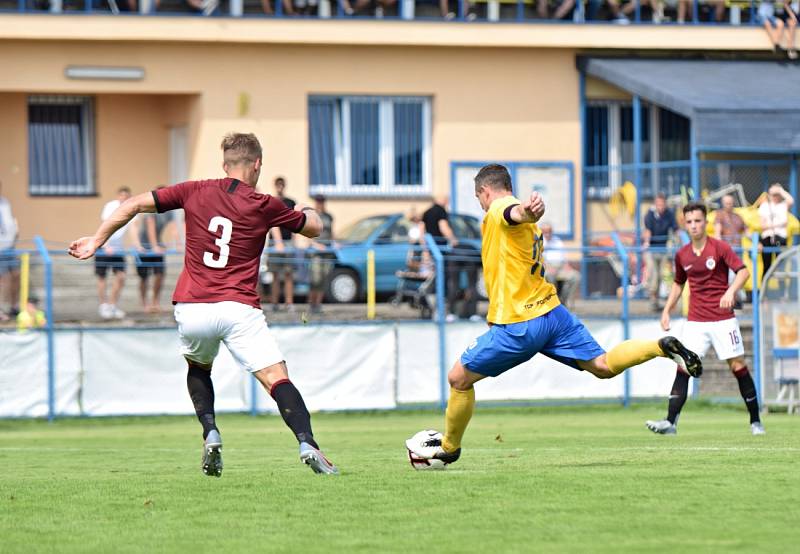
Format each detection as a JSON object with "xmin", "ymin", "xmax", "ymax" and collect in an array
[
  {"xmin": 1, "ymin": 0, "xmax": 771, "ymax": 26},
  {"xmin": 586, "ymin": 158, "xmax": 798, "ymax": 204},
  {"xmin": 2, "ymin": 233, "xmax": 785, "ymax": 418}
]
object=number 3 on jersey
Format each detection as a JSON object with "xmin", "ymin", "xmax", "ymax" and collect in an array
[{"xmin": 203, "ymin": 216, "xmax": 233, "ymax": 268}]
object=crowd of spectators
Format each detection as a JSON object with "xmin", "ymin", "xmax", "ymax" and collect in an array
[
  {"xmin": 0, "ymin": 174, "xmax": 795, "ymax": 325},
  {"xmin": 19, "ymin": 0, "xmax": 800, "ymax": 29}
]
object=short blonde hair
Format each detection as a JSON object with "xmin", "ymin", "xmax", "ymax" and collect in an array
[{"xmin": 221, "ymin": 133, "xmax": 262, "ymax": 166}]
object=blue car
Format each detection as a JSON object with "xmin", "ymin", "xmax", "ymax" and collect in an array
[{"xmin": 325, "ymin": 213, "xmax": 484, "ymax": 303}]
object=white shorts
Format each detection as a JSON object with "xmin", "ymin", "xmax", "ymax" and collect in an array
[
  {"xmin": 680, "ymin": 318, "xmax": 745, "ymax": 361},
  {"xmin": 173, "ymin": 301, "xmax": 284, "ymax": 372}
]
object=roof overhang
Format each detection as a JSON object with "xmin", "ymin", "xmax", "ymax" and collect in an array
[{"xmin": 579, "ymin": 57, "xmax": 800, "ymax": 153}]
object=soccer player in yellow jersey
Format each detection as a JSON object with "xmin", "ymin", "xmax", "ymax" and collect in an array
[{"xmin": 406, "ymin": 164, "xmax": 703, "ymax": 466}]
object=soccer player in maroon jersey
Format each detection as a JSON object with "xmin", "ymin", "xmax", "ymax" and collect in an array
[
  {"xmin": 68, "ymin": 133, "xmax": 339, "ymax": 475},
  {"xmin": 646, "ymin": 202, "xmax": 765, "ymax": 436}
]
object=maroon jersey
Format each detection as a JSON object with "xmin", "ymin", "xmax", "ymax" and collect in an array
[
  {"xmin": 153, "ymin": 178, "xmax": 306, "ymax": 309},
  {"xmin": 673, "ymin": 237, "xmax": 745, "ymax": 322}
]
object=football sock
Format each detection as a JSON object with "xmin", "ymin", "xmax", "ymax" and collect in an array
[
  {"xmin": 734, "ymin": 367, "xmax": 761, "ymax": 424},
  {"xmin": 666, "ymin": 370, "xmax": 690, "ymax": 425},
  {"xmin": 442, "ymin": 386, "xmax": 475, "ymax": 453},
  {"xmin": 270, "ymin": 379, "xmax": 319, "ymax": 449},
  {"xmin": 606, "ymin": 339, "xmax": 664, "ymax": 375},
  {"xmin": 186, "ymin": 364, "xmax": 217, "ymax": 440}
]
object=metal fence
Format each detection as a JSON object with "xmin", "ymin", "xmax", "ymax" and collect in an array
[
  {"xmin": 1, "ymin": 0, "xmax": 777, "ymax": 25},
  {"xmin": 585, "ymin": 159, "xmax": 796, "ymax": 203},
  {"xmin": 2, "ymin": 232, "xmax": 789, "ymax": 419},
  {"xmin": 758, "ymin": 245, "xmax": 800, "ymax": 413}
]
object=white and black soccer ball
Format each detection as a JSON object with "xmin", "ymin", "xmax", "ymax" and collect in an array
[{"xmin": 405, "ymin": 429, "xmax": 447, "ymax": 471}]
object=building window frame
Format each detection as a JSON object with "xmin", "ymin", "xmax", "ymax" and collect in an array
[
  {"xmin": 28, "ymin": 94, "xmax": 96, "ymax": 197},
  {"xmin": 308, "ymin": 95, "xmax": 432, "ymax": 198}
]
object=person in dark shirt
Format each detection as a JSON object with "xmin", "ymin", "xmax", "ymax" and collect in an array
[
  {"xmin": 421, "ymin": 196, "xmax": 478, "ymax": 320},
  {"xmin": 643, "ymin": 193, "xmax": 679, "ymax": 311},
  {"xmin": 269, "ymin": 176, "xmax": 298, "ymax": 313},
  {"xmin": 68, "ymin": 133, "xmax": 338, "ymax": 476},
  {"xmin": 422, "ymin": 196, "xmax": 457, "ymax": 246}
]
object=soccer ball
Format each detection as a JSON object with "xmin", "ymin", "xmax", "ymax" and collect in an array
[{"xmin": 405, "ymin": 429, "xmax": 447, "ymax": 471}]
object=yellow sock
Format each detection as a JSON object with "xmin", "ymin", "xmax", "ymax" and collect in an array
[
  {"xmin": 442, "ymin": 387, "xmax": 475, "ymax": 453},
  {"xmin": 606, "ymin": 339, "xmax": 665, "ymax": 375}
]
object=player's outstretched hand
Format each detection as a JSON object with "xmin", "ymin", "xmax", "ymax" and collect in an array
[
  {"xmin": 660, "ymin": 309, "xmax": 671, "ymax": 332},
  {"xmin": 521, "ymin": 191, "xmax": 545, "ymax": 222},
  {"xmin": 68, "ymin": 237, "xmax": 98, "ymax": 260},
  {"xmin": 719, "ymin": 290, "xmax": 735, "ymax": 310}
]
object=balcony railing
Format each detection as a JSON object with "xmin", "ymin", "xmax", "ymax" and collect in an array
[{"xmin": 1, "ymin": 0, "xmax": 773, "ymax": 26}]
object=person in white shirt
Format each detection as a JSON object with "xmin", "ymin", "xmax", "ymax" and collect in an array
[
  {"xmin": 0, "ymin": 180, "xmax": 20, "ymax": 321},
  {"xmin": 758, "ymin": 183, "xmax": 795, "ymax": 277},
  {"xmin": 541, "ymin": 222, "xmax": 580, "ymax": 308},
  {"xmin": 96, "ymin": 187, "xmax": 133, "ymax": 320}
]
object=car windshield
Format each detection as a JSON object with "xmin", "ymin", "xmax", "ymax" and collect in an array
[
  {"xmin": 339, "ymin": 216, "xmax": 390, "ymax": 242},
  {"xmin": 450, "ymin": 214, "xmax": 481, "ymax": 239}
]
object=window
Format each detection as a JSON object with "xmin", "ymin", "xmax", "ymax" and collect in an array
[
  {"xmin": 309, "ymin": 96, "xmax": 431, "ymax": 197},
  {"xmin": 28, "ymin": 95, "xmax": 95, "ymax": 196},
  {"xmin": 584, "ymin": 101, "xmax": 689, "ymax": 198}
]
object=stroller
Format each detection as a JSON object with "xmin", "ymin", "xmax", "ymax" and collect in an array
[{"xmin": 390, "ymin": 244, "xmax": 436, "ymax": 318}]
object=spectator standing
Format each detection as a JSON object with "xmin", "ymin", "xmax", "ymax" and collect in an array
[
  {"xmin": 0, "ymin": 180, "xmax": 19, "ymax": 322},
  {"xmin": 96, "ymin": 187, "xmax": 133, "ymax": 320},
  {"xmin": 307, "ymin": 194, "xmax": 334, "ymax": 315},
  {"xmin": 714, "ymin": 194, "xmax": 746, "ymax": 247},
  {"xmin": 541, "ymin": 222, "xmax": 580, "ymax": 309},
  {"xmin": 643, "ymin": 192, "xmax": 679, "ymax": 311},
  {"xmin": 714, "ymin": 194, "xmax": 748, "ymax": 303},
  {"xmin": 422, "ymin": 196, "xmax": 467, "ymax": 319},
  {"xmin": 758, "ymin": 183, "xmax": 795, "ymax": 277},
  {"xmin": 269, "ymin": 177, "xmax": 297, "ymax": 313},
  {"xmin": 422, "ymin": 195, "xmax": 456, "ymax": 247},
  {"xmin": 131, "ymin": 189, "xmax": 173, "ymax": 313}
]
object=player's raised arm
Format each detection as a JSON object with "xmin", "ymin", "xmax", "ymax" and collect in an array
[
  {"xmin": 508, "ymin": 191, "xmax": 545, "ymax": 224},
  {"xmin": 68, "ymin": 192, "xmax": 157, "ymax": 260}
]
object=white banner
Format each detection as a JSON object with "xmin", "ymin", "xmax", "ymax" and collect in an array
[
  {"xmin": 257, "ymin": 325, "xmax": 397, "ymax": 412},
  {"xmin": 0, "ymin": 331, "xmax": 82, "ymax": 418},
  {"xmin": 1, "ymin": 318, "xmax": 684, "ymax": 418},
  {"xmin": 81, "ymin": 330, "xmax": 238, "ymax": 416},
  {"xmin": 397, "ymin": 323, "xmax": 442, "ymax": 404}
]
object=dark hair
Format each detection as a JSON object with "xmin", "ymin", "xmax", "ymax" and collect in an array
[
  {"xmin": 474, "ymin": 164, "xmax": 512, "ymax": 192},
  {"xmin": 274, "ymin": 176, "xmax": 286, "ymax": 186},
  {"xmin": 682, "ymin": 202, "xmax": 707, "ymax": 217},
  {"xmin": 655, "ymin": 192, "xmax": 667, "ymax": 201},
  {"xmin": 117, "ymin": 186, "xmax": 131, "ymax": 194}
]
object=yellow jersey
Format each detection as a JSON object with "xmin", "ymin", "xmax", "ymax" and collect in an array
[{"xmin": 482, "ymin": 195, "xmax": 560, "ymax": 324}]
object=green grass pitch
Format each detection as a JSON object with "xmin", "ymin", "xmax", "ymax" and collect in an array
[{"xmin": 1, "ymin": 404, "xmax": 799, "ymax": 553}]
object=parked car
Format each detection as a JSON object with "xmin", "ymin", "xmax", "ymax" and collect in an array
[{"xmin": 325, "ymin": 213, "xmax": 485, "ymax": 304}]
